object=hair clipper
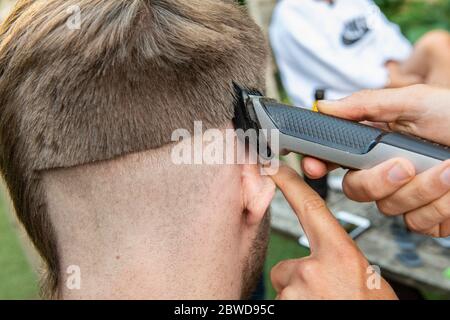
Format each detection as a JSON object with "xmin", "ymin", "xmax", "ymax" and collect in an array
[{"xmin": 233, "ymin": 84, "xmax": 450, "ymax": 173}]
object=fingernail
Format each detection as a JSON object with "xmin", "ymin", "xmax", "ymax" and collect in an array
[
  {"xmin": 388, "ymin": 163, "xmax": 412, "ymax": 183},
  {"xmin": 304, "ymin": 161, "xmax": 314, "ymax": 174},
  {"xmin": 440, "ymin": 167, "xmax": 450, "ymax": 186}
]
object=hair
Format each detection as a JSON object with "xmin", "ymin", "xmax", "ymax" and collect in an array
[{"xmin": 0, "ymin": 0, "xmax": 267, "ymax": 298}]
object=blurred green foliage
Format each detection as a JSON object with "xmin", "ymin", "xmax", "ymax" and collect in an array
[
  {"xmin": 375, "ymin": 0, "xmax": 450, "ymax": 42},
  {"xmin": 0, "ymin": 193, "xmax": 38, "ymax": 299}
]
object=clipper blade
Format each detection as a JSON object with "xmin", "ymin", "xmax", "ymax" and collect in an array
[{"xmin": 232, "ymin": 82, "xmax": 262, "ymax": 132}]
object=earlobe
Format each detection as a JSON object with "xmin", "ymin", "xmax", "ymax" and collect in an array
[{"xmin": 241, "ymin": 164, "xmax": 276, "ymax": 226}]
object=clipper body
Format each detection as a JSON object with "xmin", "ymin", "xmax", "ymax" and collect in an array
[{"xmin": 233, "ymin": 86, "xmax": 450, "ymax": 173}]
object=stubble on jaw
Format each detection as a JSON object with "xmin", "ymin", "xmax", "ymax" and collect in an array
[{"xmin": 240, "ymin": 211, "xmax": 271, "ymax": 300}]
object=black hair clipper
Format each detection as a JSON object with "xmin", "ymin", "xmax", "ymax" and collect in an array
[{"xmin": 233, "ymin": 84, "xmax": 450, "ymax": 173}]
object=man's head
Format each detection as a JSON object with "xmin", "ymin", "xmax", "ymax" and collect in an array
[{"xmin": 0, "ymin": 0, "xmax": 273, "ymax": 298}]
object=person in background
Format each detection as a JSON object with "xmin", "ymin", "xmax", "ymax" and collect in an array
[
  {"xmin": 270, "ymin": 0, "xmax": 450, "ymax": 108},
  {"xmin": 270, "ymin": 0, "xmax": 450, "ymax": 199},
  {"xmin": 0, "ymin": 0, "xmax": 15, "ymax": 21}
]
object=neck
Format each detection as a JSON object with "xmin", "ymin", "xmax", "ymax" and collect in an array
[
  {"xmin": 57, "ymin": 219, "xmax": 244, "ymax": 299},
  {"xmin": 60, "ymin": 235, "xmax": 242, "ymax": 299},
  {"xmin": 43, "ymin": 152, "xmax": 246, "ymax": 299},
  {"xmin": 54, "ymin": 204, "xmax": 245, "ymax": 299}
]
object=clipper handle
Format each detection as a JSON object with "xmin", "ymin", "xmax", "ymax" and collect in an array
[{"xmin": 256, "ymin": 99, "xmax": 450, "ymax": 173}]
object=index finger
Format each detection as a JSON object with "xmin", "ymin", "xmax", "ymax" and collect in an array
[
  {"xmin": 271, "ymin": 165, "xmax": 352, "ymax": 253},
  {"xmin": 317, "ymin": 85, "xmax": 426, "ymax": 122}
]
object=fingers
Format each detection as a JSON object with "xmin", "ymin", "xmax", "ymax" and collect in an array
[
  {"xmin": 343, "ymin": 158, "xmax": 415, "ymax": 202},
  {"xmin": 439, "ymin": 219, "xmax": 450, "ymax": 238},
  {"xmin": 343, "ymin": 159, "xmax": 450, "ymax": 238},
  {"xmin": 317, "ymin": 85, "xmax": 427, "ymax": 122},
  {"xmin": 301, "ymin": 157, "xmax": 338, "ymax": 179},
  {"xmin": 270, "ymin": 165, "xmax": 351, "ymax": 252},
  {"xmin": 403, "ymin": 191, "xmax": 450, "ymax": 237},
  {"xmin": 270, "ymin": 259, "xmax": 297, "ymax": 292},
  {"xmin": 377, "ymin": 160, "xmax": 450, "ymax": 216}
]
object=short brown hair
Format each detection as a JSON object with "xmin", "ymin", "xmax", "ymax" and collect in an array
[{"xmin": 0, "ymin": 0, "xmax": 266, "ymax": 297}]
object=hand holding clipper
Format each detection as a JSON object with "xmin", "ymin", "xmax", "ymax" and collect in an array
[{"xmin": 233, "ymin": 85, "xmax": 449, "ymax": 174}]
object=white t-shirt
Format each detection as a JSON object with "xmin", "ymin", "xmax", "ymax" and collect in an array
[{"xmin": 270, "ymin": 0, "xmax": 412, "ymax": 108}]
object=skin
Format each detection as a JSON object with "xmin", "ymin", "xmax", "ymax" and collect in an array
[
  {"xmin": 386, "ymin": 30, "xmax": 450, "ymax": 89},
  {"xmin": 399, "ymin": 30, "xmax": 450, "ymax": 88},
  {"xmin": 302, "ymin": 85, "xmax": 450, "ymax": 238},
  {"xmin": 269, "ymin": 165, "xmax": 397, "ymax": 300},
  {"xmin": 44, "ymin": 131, "xmax": 276, "ymax": 299},
  {"xmin": 44, "ymin": 126, "xmax": 397, "ymax": 300},
  {"xmin": 385, "ymin": 60, "xmax": 423, "ymax": 88}
]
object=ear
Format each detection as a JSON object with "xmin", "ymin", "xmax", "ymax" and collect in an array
[{"xmin": 241, "ymin": 163, "xmax": 276, "ymax": 226}]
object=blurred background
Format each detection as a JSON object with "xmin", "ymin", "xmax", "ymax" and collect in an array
[{"xmin": 0, "ymin": 0, "xmax": 449, "ymax": 300}]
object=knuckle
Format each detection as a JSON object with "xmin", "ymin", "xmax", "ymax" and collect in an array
[
  {"xmin": 431, "ymin": 199, "xmax": 450, "ymax": 221},
  {"xmin": 345, "ymin": 91, "xmax": 373, "ymax": 115},
  {"xmin": 413, "ymin": 182, "xmax": 434, "ymax": 204},
  {"xmin": 404, "ymin": 214, "xmax": 425, "ymax": 233},
  {"xmin": 302, "ymin": 195, "xmax": 326, "ymax": 213},
  {"xmin": 377, "ymin": 199, "xmax": 398, "ymax": 216},
  {"xmin": 354, "ymin": 89, "xmax": 385, "ymax": 118},
  {"xmin": 279, "ymin": 167, "xmax": 299, "ymax": 186},
  {"xmin": 362, "ymin": 178, "xmax": 384, "ymax": 200},
  {"xmin": 295, "ymin": 260, "xmax": 318, "ymax": 279}
]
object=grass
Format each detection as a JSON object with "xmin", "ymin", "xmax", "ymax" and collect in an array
[
  {"xmin": 264, "ymin": 231, "xmax": 310, "ymax": 299},
  {"xmin": 0, "ymin": 192, "xmax": 39, "ymax": 299}
]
